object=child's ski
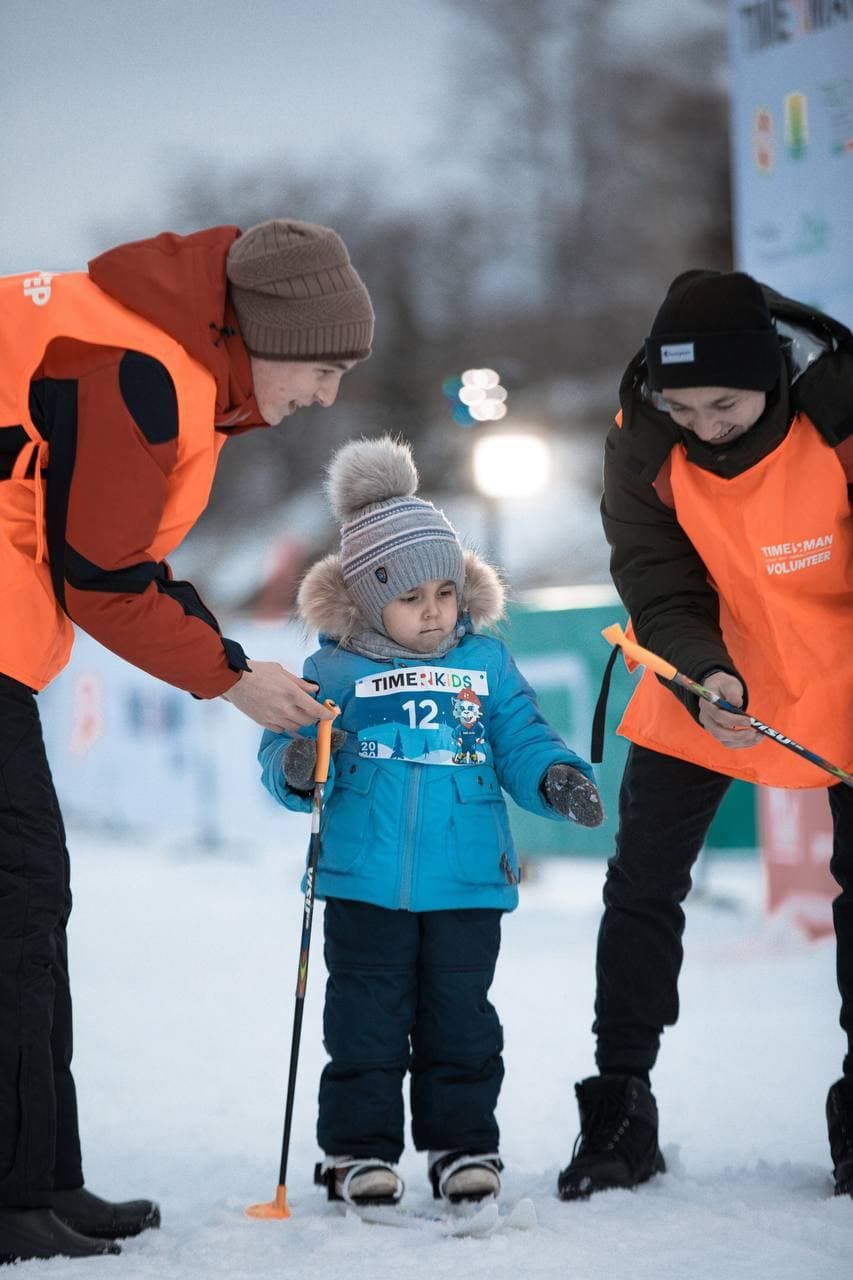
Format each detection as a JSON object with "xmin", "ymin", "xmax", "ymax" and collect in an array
[{"xmin": 344, "ymin": 1196, "xmax": 537, "ymax": 1237}]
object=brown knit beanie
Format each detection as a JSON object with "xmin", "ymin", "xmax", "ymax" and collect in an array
[{"xmin": 226, "ymin": 219, "xmax": 374, "ymax": 361}]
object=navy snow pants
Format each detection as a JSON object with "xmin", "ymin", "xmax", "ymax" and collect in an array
[
  {"xmin": 594, "ymin": 744, "xmax": 853, "ymax": 1081},
  {"xmin": 318, "ymin": 898, "xmax": 504, "ymax": 1161},
  {"xmin": 0, "ymin": 674, "xmax": 82, "ymax": 1206}
]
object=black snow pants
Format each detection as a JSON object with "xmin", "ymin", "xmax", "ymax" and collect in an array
[
  {"xmin": 318, "ymin": 898, "xmax": 504, "ymax": 1162},
  {"xmin": 0, "ymin": 674, "xmax": 82, "ymax": 1206},
  {"xmin": 593, "ymin": 743, "xmax": 853, "ymax": 1081}
]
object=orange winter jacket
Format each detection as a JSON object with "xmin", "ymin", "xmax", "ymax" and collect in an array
[{"xmin": 0, "ymin": 227, "xmax": 266, "ymax": 694}]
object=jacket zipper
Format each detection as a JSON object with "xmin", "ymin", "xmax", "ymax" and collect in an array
[
  {"xmin": 500, "ymin": 850, "xmax": 518, "ymax": 886},
  {"xmin": 398, "ymin": 762, "xmax": 422, "ymax": 909}
]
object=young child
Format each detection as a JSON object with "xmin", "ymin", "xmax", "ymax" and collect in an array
[{"xmin": 259, "ymin": 435, "xmax": 602, "ymax": 1209}]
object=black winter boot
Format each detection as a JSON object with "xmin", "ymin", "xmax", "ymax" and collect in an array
[
  {"xmin": 557, "ymin": 1074, "xmax": 665, "ymax": 1200},
  {"xmin": 49, "ymin": 1187, "xmax": 161, "ymax": 1238},
  {"xmin": 827, "ymin": 1077, "xmax": 853, "ymax": 1197},
  {"xmin": 0, "ymin": 1207, "xmax": 121, "ymax": 1263}
]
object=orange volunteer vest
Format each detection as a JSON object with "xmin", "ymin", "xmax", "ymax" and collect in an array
[
  {"xmin": 0, "ymin": 270, "xmax": 223, "ymax": 691},
  {"xmin": 618, "ymin": 413, "xmax": 853, "ymax": 788}
]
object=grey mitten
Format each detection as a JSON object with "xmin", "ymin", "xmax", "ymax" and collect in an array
[
  {"xmin": 541, "ymin": 763, "xmax": 604, "ymax": 827},
  {"xmin": 283, "ymin": 729, "xmax": 348, "ymax": 791}
]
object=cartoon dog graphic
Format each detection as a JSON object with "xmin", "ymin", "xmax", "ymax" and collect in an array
[{"xmin": 451, "ymin": 688, "xmax": 485, "ymax": 764}]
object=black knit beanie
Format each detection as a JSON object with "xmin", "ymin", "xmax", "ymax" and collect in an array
[{"xmin": 644, "ymin": 269, "xmax": 782, "ymax": 391}]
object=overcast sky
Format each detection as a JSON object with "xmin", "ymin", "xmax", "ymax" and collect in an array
[
  {"xmin": 1, "ymin": 0, "xmax": 459, "ymax": 270},
  {"xmin": 2, "ymin": 1, "xmax": 722, "ymax": 273}
]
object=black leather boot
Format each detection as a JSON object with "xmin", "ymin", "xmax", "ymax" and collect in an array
[
  {"xmin": 827, "ymin": 1077, "xmax": 853, "ymax": 1197},
  {"xmin": 49, "ymin": 1187, "xmax": 161, "ymax": 1239},
  {"xmin": 0, "ymin": 1207, "xmax": 121, "ymax": 1263},
  {"xmin": 557, "ymin": 1074, "xmax": 666, "ymax": 1200}
]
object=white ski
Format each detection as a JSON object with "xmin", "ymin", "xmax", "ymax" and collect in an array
[
  {"xmin": 505, "ymin": 1196, "xmax": 537, "ymax": 1230},
  {"xmin": 344, "ymin": 1196, "xmax": 536, "ymax": 1236}
]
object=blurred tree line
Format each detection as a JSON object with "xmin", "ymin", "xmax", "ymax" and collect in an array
[{"xmin": 119, "ymin": 0, "xmax": 731, "ymax": 593}]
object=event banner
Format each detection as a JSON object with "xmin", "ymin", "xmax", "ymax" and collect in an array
[{"xmin": 729, "ymin": 1, "xmax": 853, "ymax": 324}]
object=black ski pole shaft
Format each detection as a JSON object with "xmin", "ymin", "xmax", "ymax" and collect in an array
[{"xmin": 246, "ymin": 699, "xmax": 340, "ymax": 1220}]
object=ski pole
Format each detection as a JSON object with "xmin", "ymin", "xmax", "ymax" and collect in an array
[
  {"xmin": 246, "ymin": 699, "xmax": 341, "ymax": 1221},
  {"xmin": 602, "ymin": 623, "xmax": 853, "ymax": 788}
]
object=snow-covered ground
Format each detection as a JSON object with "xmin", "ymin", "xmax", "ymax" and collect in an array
[{"xmin": 34, "ymin": 831, "xmax": 852, "ymax": 1279}]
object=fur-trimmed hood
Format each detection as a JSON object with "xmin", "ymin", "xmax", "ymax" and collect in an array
[{"xmin": 297, "ymin": 547, "xmax": 506, "ymax": 640}]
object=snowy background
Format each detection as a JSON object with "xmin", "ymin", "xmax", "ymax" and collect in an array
[
  {"xmin": 31, "ymin": 832, "xmax": 852, "ymax": 1280},
  {"xmin": 4, "ymin": 2, "xmax": 851, "ymax": 1272}
]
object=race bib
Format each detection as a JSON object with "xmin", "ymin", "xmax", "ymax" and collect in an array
[{"xmin": 354, "ymin": 665, "xmax": 491, "ymax": 765}]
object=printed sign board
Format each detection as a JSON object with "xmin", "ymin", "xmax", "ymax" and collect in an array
[{"xmin": 729, "ymin": 1, "xmax": 853, "ymax": 324}]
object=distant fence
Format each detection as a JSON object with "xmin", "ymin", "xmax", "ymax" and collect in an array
[{"xmin": 39, "ymin": 620, "xmax": 312, "ymax": 851}]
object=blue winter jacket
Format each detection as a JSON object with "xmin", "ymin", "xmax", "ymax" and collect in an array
[{"xmin": 259, "ymin": 630, "xmax": 595, "ymax": 912}]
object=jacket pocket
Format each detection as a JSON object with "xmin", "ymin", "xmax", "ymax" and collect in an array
[
  {"xmin": 448, "ymin": 766, "xmax": 518, "ymax": 887},
  {"xmin": 319, "ymin": 756, "xmax": 379, "ymax": 874}
]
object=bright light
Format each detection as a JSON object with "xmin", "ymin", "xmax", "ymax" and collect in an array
[
  {"xmin": 472, "ymin": 432, "xmax": 550, "ymax": 498},
  {"xmin": 462, "ymin": 367, "xmax": 500, "ymax": 389},
  {"xmin": 455, "ymin": 368, "xmax": 507, "ymax": 425},
  {"xmin": 469, "ymin": 400, "xmax": 507, "ymax": 422}
]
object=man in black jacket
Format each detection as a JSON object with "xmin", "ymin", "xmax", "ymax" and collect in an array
[{"xmin": 557, "ymin": 270, "xmax": 853, "ymax": 1202}]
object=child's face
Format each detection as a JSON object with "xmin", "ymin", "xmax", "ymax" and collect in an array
[{"xmin": 381, "ymin": 579, "xmax": 459, "ymax": 652}]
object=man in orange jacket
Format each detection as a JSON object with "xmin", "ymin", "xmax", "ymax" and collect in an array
[
  {"xmin": 0, "ymin": 219, "xmax": 373, "ymax": 1261},
  {"xmin": 555, "ymin": 271, "xmax": 853, "ymax": 1203}
]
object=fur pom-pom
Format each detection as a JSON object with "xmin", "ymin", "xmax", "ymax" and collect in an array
[{"xmin": 325, "ymin": 435, "xmax": 418, "ymax": 523}]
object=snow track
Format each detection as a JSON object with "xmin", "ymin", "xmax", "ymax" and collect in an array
[{"xmin": 52, "ymin": 836, "xmax": 851, "ymax": 1279}]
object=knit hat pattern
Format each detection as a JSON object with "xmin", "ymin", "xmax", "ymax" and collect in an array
[
  {"xmin": 226, "ymin": 219, "xmax": 374, "ymax": 361},
  {"xmin": 644, "ymin": 269, "xmax": 782, "ymax": 392},
  {"xmin": 326, "ymin": 436, "xmax": 466, "ymax": 633}
]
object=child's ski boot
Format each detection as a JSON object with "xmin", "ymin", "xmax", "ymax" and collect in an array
[
  {"xmin": 428, "ymin": 1151, "xmax": 503, "ymax": 1203},
  {"xmin": 315, "ymin": 1157, "xmax": 404, "ymax": 1207}
]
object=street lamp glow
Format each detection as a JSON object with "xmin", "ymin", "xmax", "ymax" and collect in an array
[
  {"xmin": 472, "ymin": 432, "xmax": 550, "ymax": 499},
  {"xmin": 462, "ymin": 367, "xmax": 500, "ymax": 389},
  {"xmin": 469, "ymin": 400, "xmax": 507, "ymax": 422}
]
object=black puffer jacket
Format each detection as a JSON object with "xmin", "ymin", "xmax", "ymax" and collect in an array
[{"xmin": 601, "ymin": 280, "xmax": 853, "ymax": 718}]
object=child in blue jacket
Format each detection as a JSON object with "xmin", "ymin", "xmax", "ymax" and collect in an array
[{"xmin": 259, "ymin": 435, "xmax": 601, "ymax": 1209}]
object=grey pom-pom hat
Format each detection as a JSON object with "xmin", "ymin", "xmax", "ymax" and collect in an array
[{"xmin": 325, "ymin": 436, "xmax": 466, "ymax": 633}]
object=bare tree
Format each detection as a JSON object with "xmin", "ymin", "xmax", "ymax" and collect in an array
[{"xmin": 437, "ymin": 0, "xmax": 731, "ymax": 368}]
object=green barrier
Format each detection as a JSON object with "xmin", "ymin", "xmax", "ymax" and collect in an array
[{"xmin": 501, "ymin": 590, "xmax": 757, "ymax": 858}]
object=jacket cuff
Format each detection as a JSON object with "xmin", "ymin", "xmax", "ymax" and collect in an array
[
  {"xmin": 191, "ymin": 637, "xmax": 250, "ymax": 700},
  {"xmin": 222, "ymin": 636, "xmax": 251, "ymax": 673}
]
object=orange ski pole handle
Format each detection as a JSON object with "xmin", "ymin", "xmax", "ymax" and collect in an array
[
  {"xmin": 601, "ymin": 623, "xmax": 677, "ymax": 682},
  {"xmin": 602, "ymin": 623, "xmax": 853, "ymax": 787},
  {"xmin": 313, "ymin": 700, "xmax": 339, "ymax": 785},
  {"xmin": 246, "ymin": 698, "xmax": 340, "ymax": 1222}
]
